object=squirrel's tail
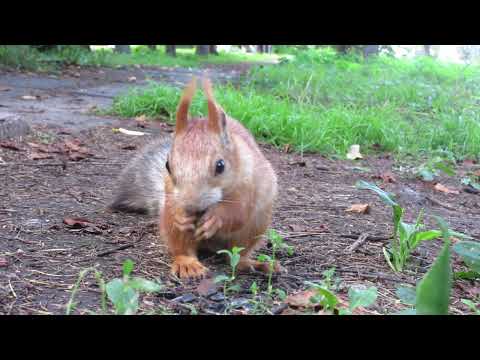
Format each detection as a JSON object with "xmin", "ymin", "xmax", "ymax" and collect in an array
[{"xmin": 109, "ymin": 138, "xmax": 171, "ymax": 216}]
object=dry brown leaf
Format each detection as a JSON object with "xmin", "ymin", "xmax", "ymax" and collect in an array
[
  {"xmin": 63, "ymin": 217, "xmax": 95, "ymax": 228},
  {"xmin": 0, "ymin": 141, "xmax": 22, "ymax": 151},
  {"xmin": 28, "ymin": 152, "xmax": 53, "ymax": 160},
  {"xmin": 68, "ymin": 152, "xmax": 87, "ymax": 161},
  {"xmin": 285, "ymin": 289, "xmax": 317, "ymax": 308},
  {"xmin": 0, "ymin": 257, "xmax": 7, "ymax": 267},
  {"xmin": 346, "ymin": 203, "xmax": 370, "ymax": 214},
  {"xmin": 346, "ymin": 144, "xmax": 363, "ymax": 160},
  {"xmin": 27, "ymin": 142, "xmax": 52, "ymax": 153},
  {"xmin": 463, "ymin": 159, "xmax": 477, "ymax": 166},
  {"xmin": 196, "ymin": 278, "xmax": 219, "ymax": 297},
  {"xmin": 434, "ymin": 183, "xmax": 459, "ymax": 195},
  {"xmin": 473, "ymin": 170, "xmax": 480, "ymax": 177},
  {"xmin": 374, "ymin": 172, "xmax": 396, "ymax": 183},
  {"xmin": 21, "ymin": 95, "xmax": 37, "ymax": 100}
]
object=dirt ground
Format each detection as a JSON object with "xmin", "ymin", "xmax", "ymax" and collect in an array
[{"xmin": 1, "ymin": 64, "xmax": 479, "ymax": 315}]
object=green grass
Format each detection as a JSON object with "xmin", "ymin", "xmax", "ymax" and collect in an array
[
  {"xmin": 0, "ymin": 45, "xmax": 279, "ymax": 71},
  {"xmin": 110, "ymin": 47, "xmax": 480, "ymax": 160}
]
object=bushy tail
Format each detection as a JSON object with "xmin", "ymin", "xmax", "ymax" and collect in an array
[{"xmin": 109, "ymin": 138, "xmax": 171, "ymax": 216}]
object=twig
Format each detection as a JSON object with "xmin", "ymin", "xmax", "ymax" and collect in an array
[
  {"xmin": 345, "ymin": 233, "xmax": 370, "ymax": 253},
  {"xmin": 426, "ymin": 195, "xmax": 456, "ymax": 211},
  {"xmin": 97, "ymin": 243, "xmax": 135, "ymax": 257},
  {"xmin": 339, "ymin": 233, "xmax": 391, "ymax": 242}
]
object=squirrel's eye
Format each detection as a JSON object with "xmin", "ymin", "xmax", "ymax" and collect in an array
[
  {"xmin": 215, "ymin": 159, "xmax": 225, "ymax": 175},
  {"xmin": 165, "ymin": 160, "xmax": 171, "ymax": 174}
]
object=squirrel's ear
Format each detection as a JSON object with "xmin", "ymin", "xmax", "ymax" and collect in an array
[
  {"xmin": 175, "ymin": 77, "xmax": 197, "ymax": 135},
  {"xmin": 203, "ymin": 78, "xmax": 227, "ymax": 136}
]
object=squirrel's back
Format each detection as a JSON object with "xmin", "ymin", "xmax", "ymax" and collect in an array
[{"xmin": 109, "ymin": 137, "xmax": 171, "ymax": 215}]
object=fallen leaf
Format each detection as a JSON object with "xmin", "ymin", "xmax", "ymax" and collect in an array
[
  {"xmin": 196, "ymin": 278, "xmax": 219, "ymax": 297},
  {"xmin": 0, "ymin": 257, "xmax": 7, "ymax": 267},
  {"xmin": 118, "ymin": 128, "xmax": 146, "ymax": 136},
  {"xmin": 284, "ymin": 144, "xmax": 292, "ymax": 153},
  {"xmin": 373, "ymin": 172, "xmax": 396, "ymax": 183},
  {"xmin": 28, "ymin": 152, "xmax": 53, "ymax": 160},
  {"xmin": 21, "ymin": 95, "xmax": 37, "ymax": 100},
  {"xmin": 463, "ymin": 159, "xmax": 477, "ymax": 166},
  {"xmin": 63, "ymin": 217, "xmax": 95, "ymax": 228},
  {"xmin": 68, "ymin": 152, "xmax": 87, "ymax": 161},
  {"xmin": 128, "ymin": 76, "xmax": 137, "ymax": 82},
  {"xmin": 288, "ymin": 224, "xmax": 305, "ymax": 232},
  {"xmin": 434, "ymin": 183, "xmax": 460, "ymax": 195},
  {"xmin": 346, "ymin": 144, "xmax": 363, "ymax": 160},
  {"xmin": 289, "ymin": 161, "xmax": 307, "ymax": 167},
  {"xmin": 285, "ymin": 289, "xmax": 318, "ymax": 308},
  {"xmin": 73, "ymin": 72, "xmax": 81, "ymax": 78},
  {"xmin": 473, "ymin": 170, "xmax": 480, "ymax": 177},
  {"xmin": 346, "ymin": 204, "xmax": 370, "ymax": 214},
  {"xmin": 0, "ymin": 86, "xmax": 11, "ymax": 92},
  {"xmin": 0, "ymin": 141, "xmax": 22, "ymax": 151},
  {"xmin": 27, "ymin": 142, "xmax": 51, "ymax": 153}
]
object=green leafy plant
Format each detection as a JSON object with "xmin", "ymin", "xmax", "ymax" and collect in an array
[
  {"xmin": 105, "ymin": 259, "xmax": 163, "ymax": 315},
  {"xmin": 356, "ymin": 180, "xmax": 442, "ymax": 272},
  {"xmin": 257, "ymin": 229, "xmax": 293, "ymax": 297},
  {"xmin": 461, "ymin": 299, "xmax": 480, "ymax": 315},
  {"xmin": 452, "ymin": 239, "xmax": 480, "ymax": 283},
  {"xmin": 215, "ymin": 246, "xmax": 244, "ymax": 296},
  {"xmin": 416, "ymin": 155, "xmax": 456, "ymax": 182},
  {"xmin": 306, "ymin": 268, "xmax": 377, "ymax": 315},
  {"xmin": 395, "ymin": 216, "xmax": 453, "ymax": 315},
  {"xmin": 66, "ymin": 266, "xmax": 106, "ymax": 315}
]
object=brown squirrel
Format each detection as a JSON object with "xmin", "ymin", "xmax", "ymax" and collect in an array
[{"xmin": 110, "ymin": 77, "xmax": 280, "ymax": 278}]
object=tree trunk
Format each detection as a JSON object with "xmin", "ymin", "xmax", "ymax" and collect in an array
[
  {"xmin": 147, "ymin": 45, "xmax": 156, "ymax": 51},
  {"xmin": 256, "ymin": 45, "xmax": 265, "ymax": 53},
  {"xmin": 166, "ymin": 45, "xmax": 176, "ymax": 57},
  {"xmin": 363, "ymin": 45, "xmax": 379, "ymax": 58},
  {"xmin": 336, "ymin": 45, "xmax": 350, "ymax": 54},
  {"xmin": 79, "ymin": 45, "xmax": 91, "ymax": 51},
  {"xmin": 209, "ymin": 45, "xmax": 219, "ymax": 55},
  {"xmin": 424, "ymin": 45, "xmax": 431, "ymax": 56},
  {"xmin": 244, "ymin": 45, "xmax": 253, "ymax": 53},
  {"xmin": 196, "ymin": 45, "xmax": 209, "ymax": 56},
  {"xmin": 115, "ymin": 45, "xmax": 131, "ymax": 54}
]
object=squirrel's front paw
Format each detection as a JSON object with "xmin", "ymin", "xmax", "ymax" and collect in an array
[
  {"xmin": 173, "ymin": 211, "xmax": 196, "ymax": 233},
  {"xmin": 171, "ymin": 255, "xmax": 208, "ymax": 279},
  {"xmin": 195, "ymin": 211, "xmax": 223, "ymax": 241}
]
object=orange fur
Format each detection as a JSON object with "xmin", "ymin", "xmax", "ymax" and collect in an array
[{"xmin": 159, "ymin": 77, "xmax": 279, "ymax": 279}]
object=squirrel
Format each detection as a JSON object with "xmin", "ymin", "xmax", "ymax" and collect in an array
[{"xmin": 110, "ymin": 77, "xmax": 280, "ymax": 279}]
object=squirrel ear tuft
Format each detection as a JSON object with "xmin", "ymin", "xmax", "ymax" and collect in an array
[
  {"xmin": 203, "ymin": 77, "xmax": 226, "ymax": 136},
  {"xmin": 176, "ymin": 77, "xmax": 197, "ymax": 135}
]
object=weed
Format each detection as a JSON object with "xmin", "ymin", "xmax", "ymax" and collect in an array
[
  {"xmin": 356, "ymin": 180, "xmax": 443, "ymax": 272},
  {"xmin": 67, "ymin": 259, "xmax": 162, "ymax": 315},
  {"xmin": 215, "ymin": 246, "xmax": 244, "ymax": 296}
]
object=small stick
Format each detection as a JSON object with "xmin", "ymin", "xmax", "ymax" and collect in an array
[
  {"xmin": 426, "ymin": 195, "xmax": 456, "ymax": 211},
  {"xmin": 345, "ymin": 233, "xmax": 370, "ymax": 253},
  {"xmin": 97, "ymin": 243, "xmax": 134, "ymax": 257}
]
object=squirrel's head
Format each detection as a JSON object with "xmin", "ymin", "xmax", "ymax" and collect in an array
[{"xmin": 166, "ymin": 77, "xmax": 238, "ymax": 217}]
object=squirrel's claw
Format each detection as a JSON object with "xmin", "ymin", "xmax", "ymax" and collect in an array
[
  {"xmin": 173, "ymin": 213, "xmax": 196, "ymax": 233},
  {"xmin": 194, "ymin": 213, "xmax": 223, "ymax": 241},
  {"xmin": 171, "ymin": 255, "xmax": 208, "ymax": 279}
]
